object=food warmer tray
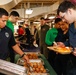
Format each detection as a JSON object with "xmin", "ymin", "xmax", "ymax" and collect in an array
[
  {"xmin": 17, "ymin": 58, "xmax": 44, "ymax": 66},
  {"xmin": 0, "ymin": 59, "xmax": 27, "ymax": 75},
  {"xmin": 28, "ymin": 73, "xmax": 50, "ymax": 75},
  {"xmin": 24, "ymin": 52, "xmax": 40, "ymax": 55},
  {"xmin": 17, "ymin": 59, "xmax": 50, "ymax": 75},
  {"xmin": 24, "ymin": 52, "xmax": 41, "ymax": 59}
]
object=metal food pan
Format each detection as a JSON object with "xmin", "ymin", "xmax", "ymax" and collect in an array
[
  {"xmin": 27, "ymin": 69, "xmax": 50, "ymax": 75},
  {"xmin": 29, "ymin": 59, "xmax": 44, "ymax": 63},
  {"xmin": 24, "ymin": 52, "xmax": 40, "ymax": 55},
  {"xmin": 27, "ymin": 62, "xmax": 49, "ymax": 75},
  {"xmin": 28, "ymin": 73, "xmax": 50, "ymax": 75},
  {"xmin": 17, "ymin": 58, "xmax": 44, "ymax": 66},
  {"xmin": 24, "ymin": 52, "xmax": 41, "ymax": 59},
  {"xmin": 17, "ymin": 58, "xmax": 25, "ymax": 66}
]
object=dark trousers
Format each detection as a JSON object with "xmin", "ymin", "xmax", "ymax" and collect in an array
[
  {"xmin": 66, "ymin": 54, "xmax": 76, "ymax": 75},
  {"xmin": 54, "ymin": 54, "xmax": 69, "ymax": 75},
  {"xmin": 0, "ymin": 73, "xmax": 6, "ymax": 75},
  {"xmin": 67, "ymin": 67, "xmax": 76, "ymax": 75},
  {"xmin": 48, "ymin": 50, "xmax": 56, "ymax": 69},
  {"xmin": 9, "ymin": 47, "xmax": 15, "ymax": 63}
]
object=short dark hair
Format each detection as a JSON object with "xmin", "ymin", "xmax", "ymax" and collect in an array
[
  {"xmin": 57, "ymin": 1, "xmax": 76, "ymax": 15},
  {"xmin": 0, "ymin": 8, "xmax": 8, "ymax": 18},
  {"xmin": 40, "ymin": 17, "xmax": 45, "ymax": 20},
  {"xmin": 55, "ymin": 18, "xmax": 62, "ymax": 23},
  {"xmin": 10, "ymin": 11, "xmax": 19, "ymax": 17}
]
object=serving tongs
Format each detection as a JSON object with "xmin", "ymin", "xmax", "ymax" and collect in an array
[{"xmin": 27, "ymin": 64, "xmax": 34, "ymax": 72}]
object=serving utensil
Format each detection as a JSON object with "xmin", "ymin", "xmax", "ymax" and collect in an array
[{"xmin": 27, "ymin": 64, "xmax": 33, "ymax": 72}]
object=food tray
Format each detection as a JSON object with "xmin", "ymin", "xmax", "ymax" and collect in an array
[
  {"xmin": 17, "ymin": 58, "xmax": 44, "ymax": 66},
  {"xmin": 24, "ymin": 52, "xmax": 40, "ymax": 55},
  {"xmin": 27, "ymin": 63, "xmax": 50, "ymax": 75},
  {"xmin": 47, "ymin": 46, "xmax": 72, "ymax": 54},
  {"xmin": 17, "ymin": 58, "xmax": 49, "ymax": 75},
  {"xmin": 26, "ymin": 59, "xmax": 50, "ymax": 75},
  {"xmin": 28, "ymin": 72, "xmax": 50, "ymax": 75},
  {"xmin": 24, "ymin": 52, "xmax": 41, "ymax": 59},
  {"xmin": 29, "ymin": 59, "xmax": 42, "ymax": 63}
]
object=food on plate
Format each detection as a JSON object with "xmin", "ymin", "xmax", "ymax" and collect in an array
[
  {"xmin": 47, "ymin": 46, "xmax": 72, "ymax": 54},
  {"xmin": 56, "ymin": 47, "xmax": 71, "ymax": 52},
  {"xmin": 54, "ymin": 46, "xmax": 72, "ymax": 54}
]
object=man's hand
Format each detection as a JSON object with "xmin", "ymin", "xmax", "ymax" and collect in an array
[
  {"xmin": 57, "ymin": 42, "xmax": 65, "ymax": 47},
  {"xmin": 23, "ymin": 55, "xmax": 29, "ymax": 63},
  {"xmin": 72, "ymin": 48, "xmax": 76, "ymax": 56}
]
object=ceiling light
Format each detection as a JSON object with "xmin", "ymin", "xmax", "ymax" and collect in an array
[
  {"xmin": 25, "ymin": 9, "xmax": 33, "ymax": 15},
  {"xmin": 48, "ymin": 16, "xmax": 55, "ymax": 19}
]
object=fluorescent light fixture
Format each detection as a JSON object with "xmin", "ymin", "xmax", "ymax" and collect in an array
[
  {"xmin": 49, "ymin": 16, "xmax": 55, "ymax": 19},
  {"xmin": 25, "ymin": 9, "xmax": 33, "ymax": 14}
]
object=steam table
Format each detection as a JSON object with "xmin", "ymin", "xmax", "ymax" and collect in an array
[{"xmin": 15, "ymin": 54, "xmax": 57, "ymax": 75}]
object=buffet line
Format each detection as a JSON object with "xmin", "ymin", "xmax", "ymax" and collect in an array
[{"xmin": 0, "ymin": 52, "xmax": 52, "ymax": 75}]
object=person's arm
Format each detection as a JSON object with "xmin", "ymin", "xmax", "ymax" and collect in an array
[
  {"xmin": 57, "ymin": 37, "xmax": 70, "ymax": 47},
  {"xmin": 9, "ymin": 31, "xmax": 29, "ymax": 63},
  {"xmin": 45, "ymin": 30, "xmax": 53, "ymax": 45},
  {"xmin": 12, "ymin": 44, "xmax": 29, "ymax": 63},
  {"xmin": 72, "ymin": 48, "xmax": 76, "ymax": 56}
]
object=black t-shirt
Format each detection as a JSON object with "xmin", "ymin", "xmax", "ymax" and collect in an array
[
  {"xmin": 55, "ymin": 28, "xmax": 69, "ymax": 42},
  {"xmin": 0, "ymin": 26, "xmax": 16, "ymax": 59}
]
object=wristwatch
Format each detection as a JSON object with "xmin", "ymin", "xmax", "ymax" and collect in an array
[{"xmin": 20, "ymin": 53, "xmax": 26, "ymax": 58}]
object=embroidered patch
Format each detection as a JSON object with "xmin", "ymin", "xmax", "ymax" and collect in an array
[{"xmin": 5, "ymin": 32, "xmax": 9, "ymax": 38}]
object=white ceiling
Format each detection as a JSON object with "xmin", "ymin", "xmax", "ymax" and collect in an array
[
  {"xmin": 0, "ymin": 0, "xmax": 12, "ymax": 5},
  {"xmin": 0, "ymin": 0, "xmax": 66, "ymax": 21}
]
